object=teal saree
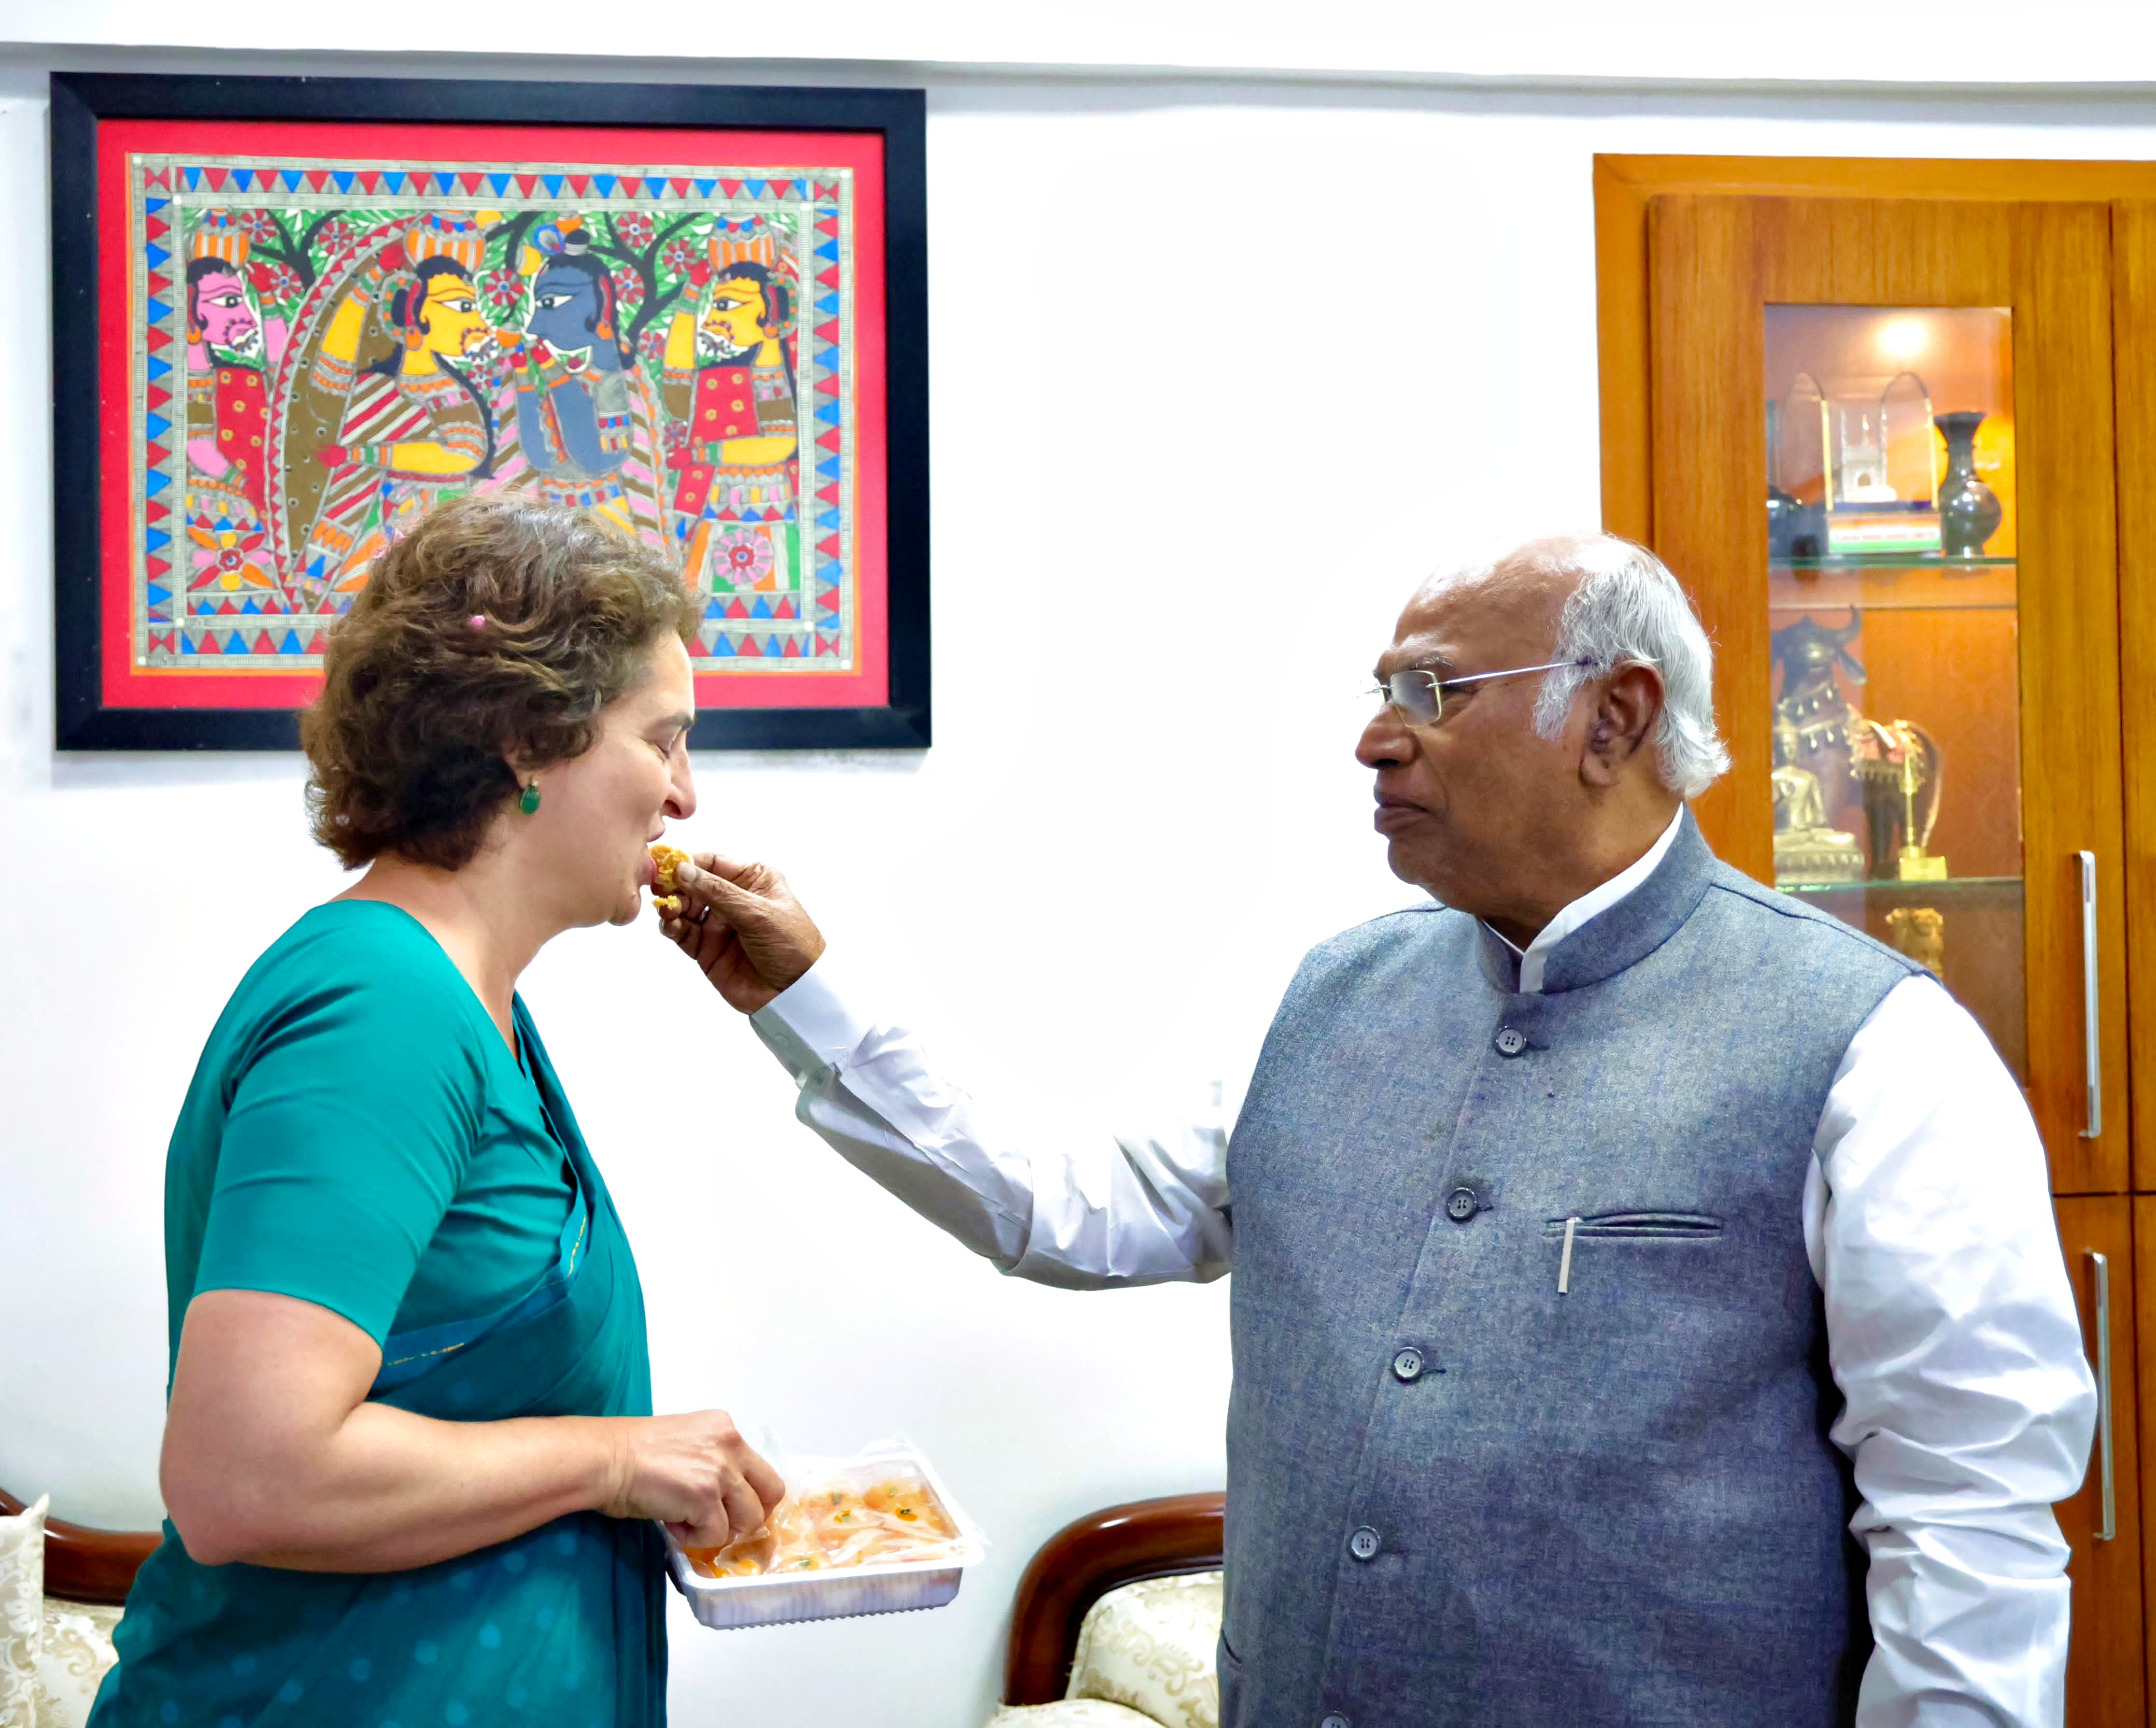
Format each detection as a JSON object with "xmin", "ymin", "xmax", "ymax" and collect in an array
[{"xmin": 89, "ymin": 999, "xmax": 669, "ymax": 1728}]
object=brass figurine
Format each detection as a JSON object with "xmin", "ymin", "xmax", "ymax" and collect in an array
[
  {"xmin": 1771, "ymin": 717, "xmax": 1865, "ymax": 886},
  {"xmin": 1853, "ymin": 718, "xmax": 1946, "ymax": 882},
  {"xmin": 1770, "ymin": 614, "xmax": 1873, "ymax": 878},
  {"xmin": 1885, "ymin": 907, "xmax": 1946, "ymax": 973}
]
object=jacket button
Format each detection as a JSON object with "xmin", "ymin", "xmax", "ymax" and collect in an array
[
  {"xmin": 1494, "ymin": 1026, "xmax": 1527, "ymax": 1057},
  {"xmin": 1321, "ymin": 1718, "xmax": 1350, "ymax": 1728},
  {"xmin": 1347, "ymin": 1526, "xmax": 1381, "ymax": 1561},
  {"xmin": 1392, "ymin": 1347, "xmax": 1425, "ymax": 1382},
  {"xmin": 1445, "ymin": 1186, "xmax": 1478, "ymax": 1223}
]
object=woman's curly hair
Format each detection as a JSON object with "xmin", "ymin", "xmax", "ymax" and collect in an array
[{"xmin": 302, "ymin": 494, "xmax": 701, "ymax": 871}]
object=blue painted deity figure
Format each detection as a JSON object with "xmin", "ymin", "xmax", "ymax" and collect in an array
[{"xmin": 506, "ymin": 227, "xmax": 667, "ymax": 554}]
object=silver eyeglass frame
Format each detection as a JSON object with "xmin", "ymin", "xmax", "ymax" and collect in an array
[{"xmin": 1368, "ymin": 656, "xmax": 1597, "ymax": 728}]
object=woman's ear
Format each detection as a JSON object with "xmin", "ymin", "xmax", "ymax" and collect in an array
[{"xmin": 1580, "ymin": 663, "xmax": 1666, "ymax": 788}]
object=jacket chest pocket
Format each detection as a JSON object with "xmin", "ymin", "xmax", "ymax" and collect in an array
[
  {"xmin": 1541, "ymin": 1210, "xmax": 1724, "ymax": 1241},
  {"xmin": 1543, "ymin": 1211, "xmax": 1725, "ymax": 1297}
]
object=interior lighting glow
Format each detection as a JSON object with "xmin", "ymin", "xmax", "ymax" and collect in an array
[{"xmin": 1876, "ymin": 316, "xmax": 1931, "ymax": 365}]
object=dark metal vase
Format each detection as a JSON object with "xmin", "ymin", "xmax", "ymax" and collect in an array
[
  {"xmin": 1860, "ymin": 782, "xmax": 1904, "ymax": 877},
  {"xmin": 1934, "ymin": 410, "xmax": 2002, "ymax": 557},
  {"xmin": 1765, "ymin": 397, "xmax": 1826, "ymax": 558},
  {"xmin": 1767, "ymin": 484, "xmax": 1801, "ymax": 557}
]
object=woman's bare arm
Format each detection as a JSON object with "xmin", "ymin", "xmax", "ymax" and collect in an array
[{"xmin": 162, "ymin": 1288, "xmax": 782, "ymax": 1573}]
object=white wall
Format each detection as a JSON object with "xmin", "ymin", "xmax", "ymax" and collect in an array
[
  {"xmin": 18, "ymin": 0, "xmax": 2156, "ymax": 88},
  {"xmin": 8, "ymin": 32, "xmax": 2156, "ymax": 1728}
]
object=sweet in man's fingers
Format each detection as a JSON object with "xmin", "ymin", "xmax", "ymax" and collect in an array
[{"xmin": 649, "ymin": 844, "xmax": 690, "ymax": 895}]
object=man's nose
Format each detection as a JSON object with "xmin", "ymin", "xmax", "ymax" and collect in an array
[{"xmin": 1356, "ymin": 703, "xmax": 1414, "ymax": 769}]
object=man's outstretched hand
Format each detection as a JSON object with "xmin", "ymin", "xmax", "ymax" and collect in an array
[{"xmin": 659, "ymin": 853, "xmax": 828, "ymax": 1014}]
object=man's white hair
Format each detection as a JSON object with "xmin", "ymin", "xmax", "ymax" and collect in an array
[{"xmin": 1515, "ymin": 533, "xmax": 1731, "ymax": 800}]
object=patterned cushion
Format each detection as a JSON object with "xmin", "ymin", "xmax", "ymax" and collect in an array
[
  {"xmin": 1, "ymin": 1496, "xmax": 44, "ymax": 1726},
  {"xmin": 1065, "ymin": 1569, "xmax": 1222, "ymax": 1728},
  {"xmin": 988, "ymin": 1705, "xmax": 1160, "ymax": 1727},
  {"xmin": 0, "ymin": 1495, "xmax": 126, "ymax": 1728},
  {"xmin": 36, "ymin": 1598, "xmax": 122, "ymax": 1728}
]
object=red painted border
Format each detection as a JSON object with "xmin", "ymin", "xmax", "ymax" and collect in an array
[{"xmin": 95, "ymin": 117, "xmax": 887, "ymax": 714}]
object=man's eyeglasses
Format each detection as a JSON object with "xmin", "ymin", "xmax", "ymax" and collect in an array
[{"xmin": 1367, "ymin": 657, "xmax": 1596, "ymax": 729}]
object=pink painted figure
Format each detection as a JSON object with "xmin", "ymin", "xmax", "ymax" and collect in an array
[{"xmin": 183, "ymin": 244, "xmax": 288, "ymax": 527}]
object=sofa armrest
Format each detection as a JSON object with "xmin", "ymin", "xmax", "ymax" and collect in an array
[
  {"xmin": 1005, "ymin": 1492, "xmax": 1225, "ymax": 1706},
  {"xmin": 0, "ymin": 1489, "xmax": 158, "ymax": 1606}
]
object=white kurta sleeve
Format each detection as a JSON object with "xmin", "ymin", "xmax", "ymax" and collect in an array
[
  {"xmin": 1808, "ymin": 974, "xmax": 2097, "ymax": 1728},
  {"xmin": 749, "ymin": 963, "xmax": 1232, "ymax": 1290}
]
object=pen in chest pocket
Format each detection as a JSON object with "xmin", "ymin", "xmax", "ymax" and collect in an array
[{"xmin": 1558, "ymin": 1215, "xmax": 1580, "ymax": 1295}]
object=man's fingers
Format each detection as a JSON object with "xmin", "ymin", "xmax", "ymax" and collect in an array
[
  {"xmin": 666, "ymin": 913, "xmax": 731, "ymax": 972},
  {"xmin": 688, "ymin": 849, "xmax": 764, "ymax": 888},
  {"xmin": 675, "ymin": 857, "xmax": 751, "ymax": 901},
  {"xmin": 675, "ymin": 861, "xmax": 773, "ymax": 924}
]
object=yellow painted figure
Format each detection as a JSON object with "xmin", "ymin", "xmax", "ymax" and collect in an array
[
  {"xmin": 663, "ymin": 243, "xmax": 801, "ymax": 597},
  {"xmin": 285, "ymin": 215, "xmax": 518, "ymax": 605}
]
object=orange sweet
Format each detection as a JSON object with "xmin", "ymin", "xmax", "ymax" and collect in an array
[
  {"xmin": 683, "ymin": 1470, "xmax": 962, "ymax": 1580},
  {"xmin": 649, "ymin": 844, "xmax": 691, "ymax": 917}
]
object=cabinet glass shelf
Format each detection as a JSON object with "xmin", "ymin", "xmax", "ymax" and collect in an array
[
  {"xmin": 1769, "ymin": 560, "xmax": 2017, "ymax": 613},
  {"xmin": 1779, "ymin": 875, "xmax": 2022, "ymax": 898},
  {"xmin": 1775, "ymin": 554, "xmax": 2015, "ymax": 571}
]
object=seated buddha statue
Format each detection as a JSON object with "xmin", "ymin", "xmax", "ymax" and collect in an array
[{"xmin": 1771, "ymin": 717, "xmax": 1865, "ymax": 886}]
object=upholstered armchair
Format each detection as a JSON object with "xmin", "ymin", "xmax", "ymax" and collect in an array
[
  {"xmin": 988, "ymin": 1493, "xmax": 1226, "ymax": 1728},
  {"xmin": 0, "ymin": 1492, "xmax": 152, "ymax": 1728}
]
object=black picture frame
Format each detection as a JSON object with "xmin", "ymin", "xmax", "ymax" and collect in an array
[{"xmin": 49, "ymin": 70, "xmax": 929, "ymax": 751}]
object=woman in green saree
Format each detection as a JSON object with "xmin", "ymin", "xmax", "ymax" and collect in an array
[{"xmin": 89, "ymin": 495, "xmax": 792, "ymax": 1728}]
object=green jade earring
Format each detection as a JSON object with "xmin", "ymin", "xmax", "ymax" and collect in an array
[{"xmin": 518, "ymin": 781, "xmax": 542, "ymax": 815}]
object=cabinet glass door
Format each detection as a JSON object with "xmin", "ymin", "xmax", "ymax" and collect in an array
[
  {"xmin": 1764, "ymin": 305, "xmax": 2025, "ymax": 1075},
  {"xmin": 1630, "ymin": 181, "xmax": 2139, "ymax": 1728},
  {"xmin": 1642, "ymin": 194, "xmax": 2125, "ymax": 1189}
]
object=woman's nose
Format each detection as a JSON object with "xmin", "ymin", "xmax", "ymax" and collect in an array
[{"xmin": 668, "ymin": 757, "xmax": 698, "ymax": 821}]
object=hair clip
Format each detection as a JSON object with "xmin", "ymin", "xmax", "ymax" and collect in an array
[{"xmin": 467, "ymin": 614, "xmax": 489, "ymax": 631}]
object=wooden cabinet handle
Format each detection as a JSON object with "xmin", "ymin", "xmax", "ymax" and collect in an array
[
  {"xmin": 2080, "ymin": 852, "xmax": 2102, "ymax": 1140},
  {"xmin": 2090, "ymin": 1249, "xmax": 2116, "ymax": 1542}
]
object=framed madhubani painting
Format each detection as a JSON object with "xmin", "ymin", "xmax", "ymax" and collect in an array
[{"xmin": 50, "ymin": 74, "xmax": 928, "ymax": 749}]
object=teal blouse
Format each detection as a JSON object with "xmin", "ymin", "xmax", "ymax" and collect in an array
[
  {"xmin": 168, "ymin": 900, "xmax": 574, "ymax": 1355},
  {"xmin": 91, "ymin": 900, "xmax": 668, "ymax": 1728}
]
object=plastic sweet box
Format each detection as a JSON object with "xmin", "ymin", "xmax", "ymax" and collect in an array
[{"xmin": 662, "ymin": 1446, "xmax": 986, "ymax": 1631}]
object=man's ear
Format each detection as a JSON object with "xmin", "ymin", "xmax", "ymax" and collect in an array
[{"xmin": 1579, "ymin": 663, "xmax": 1666, "ymax": 788}]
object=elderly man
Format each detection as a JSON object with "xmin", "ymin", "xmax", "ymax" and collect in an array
[{"xmin": 662, "ymin": 533, "xmax": 2094, "ymax": 1727}]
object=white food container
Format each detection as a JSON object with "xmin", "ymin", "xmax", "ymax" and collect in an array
[{"xmin": 663, "ymin": 1442, "xmax": 986, "ymax": 1631}]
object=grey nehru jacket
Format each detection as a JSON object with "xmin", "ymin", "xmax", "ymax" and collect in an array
[{"xmin": 1221, "ymin": 812, "xmax": 1921, "ymax": 1728}]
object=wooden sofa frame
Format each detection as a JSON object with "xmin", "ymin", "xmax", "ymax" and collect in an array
[
  {"xmin": 1004, "ymin": 1491, "xmax": 1225, "ymax": 1707},
  {"xmin": 0, "ymin": 1489, "xmax": 158, "ymax": 1606}
]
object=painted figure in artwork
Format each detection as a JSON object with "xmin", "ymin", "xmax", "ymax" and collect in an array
[
  {"xmin": 182, "ymin": 210, "xmax": 288, "ymax": 612},
  {"xmin": 663, "ymin": 225, "xmax": 801, "ymax": 597},
  {"xmin": 505, "ymin": 224, "xmax": 670, "ymax": 555},
  {"xmin": 282, "ymin": 214, "xmax": 519, "ymax": 605}
]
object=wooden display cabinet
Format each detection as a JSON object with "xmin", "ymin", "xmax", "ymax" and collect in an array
[{"xmin": 1598, "ymin": 157, "xmax": 2156, "ymax": 1726}]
